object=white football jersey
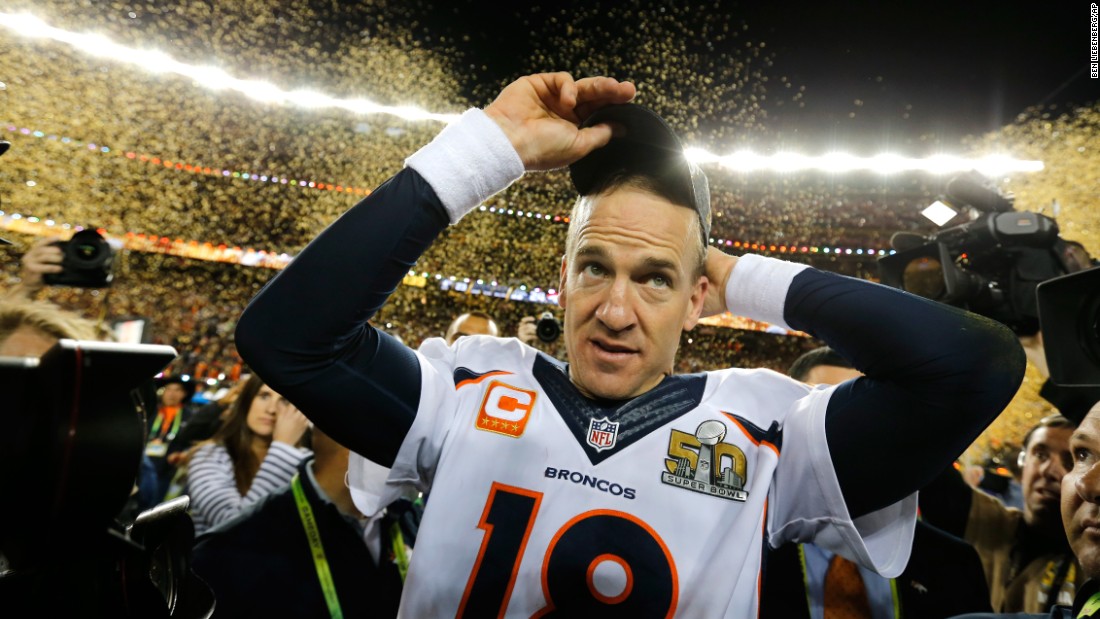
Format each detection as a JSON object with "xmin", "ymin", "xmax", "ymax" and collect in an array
[{"xmin": 349, "ymin": 335, "xmax": 916, "ymax": 618}]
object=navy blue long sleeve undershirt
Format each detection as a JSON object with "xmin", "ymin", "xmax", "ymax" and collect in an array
[{"xmin": 237, "ymin": 166, "xmax": 1025, "ymax": 519}]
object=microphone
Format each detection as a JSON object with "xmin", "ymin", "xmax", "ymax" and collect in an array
[
  {"xmin": 945, "ymin": 172, "xmax": 1014, "ymax": 213},
  {"xmin": 890, "ymin": 232, "xmax": 928, "ymax": 252}
]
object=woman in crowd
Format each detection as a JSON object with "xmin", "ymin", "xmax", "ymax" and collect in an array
[{"xmin": 188, "ymin": 375, "xmax": 311, "ymax": 535}]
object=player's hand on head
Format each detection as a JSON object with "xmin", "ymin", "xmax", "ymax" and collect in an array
[
  {"xmin": 701, "ymin": 247, "xmax": 739, "ymax": 318},
  {"xmin": 273, "ymin": 402, "xmax": 310, "ymax": 446},
  {"xmin": 484, "ymin": 72, "xmax": 635, "ymax": 171}
]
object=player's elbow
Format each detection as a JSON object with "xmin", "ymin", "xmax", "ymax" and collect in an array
[
  {"xmin": 949, "ymin": 316, "xmax": 1027, "ymax": 418},
  {"xmin": 234, "ymin": 302, "xmax": 284, "ymax": 385}
]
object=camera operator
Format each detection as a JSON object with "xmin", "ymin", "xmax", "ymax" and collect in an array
[
  {"xmin": 874, "ymin": 173, "xmax": 1100, "ymax": 613},
  {"xmin": 953, "ymin": 400, "xmax": 1100, "ymax": 619}
]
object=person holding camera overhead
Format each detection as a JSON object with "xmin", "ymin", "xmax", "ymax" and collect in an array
[{"xmin": 2, "ymin": 237, "xmax": 64, "ymax": 302}]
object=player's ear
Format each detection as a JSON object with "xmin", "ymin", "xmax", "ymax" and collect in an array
[
  {"xmin": 558, "ymin": 255, "xmax": 569, "ymax": 309},
  {"xmin": 682, "ymin": 274, "xmax": 708, "ymax": 331}
]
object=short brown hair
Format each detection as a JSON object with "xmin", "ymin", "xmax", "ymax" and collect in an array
[{"xmin": 566, "ymin": 175, "xmax": 707, "ymax": 279}]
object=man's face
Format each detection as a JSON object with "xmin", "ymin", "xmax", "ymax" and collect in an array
[
  {"xmin": 1021, "ymin": 424, "xmax": 1073, "ymax": 528},
  {"xmin": 558, "ymin": 187, "xmax": 706, "ymax": 400},
  {"xmin": 160, "ymin": 383, "xmax": 187, "ymax": 407},
  {"xmin": 445, "ymin": 314, "xmax": 498, "ymax": 345},
  {"xmin": 1063, "ymin": 407, "xmax": 1100, "ymax": 578}
]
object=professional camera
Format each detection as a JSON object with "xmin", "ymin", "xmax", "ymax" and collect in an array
[
  {"xmin": 536, "ymin": 311, "xmax": 562, "ymax": 343},
  {"xmin": 1031, "ymin": 266, "xmax": 1100, "ymax": 422},
  {"xmin": 878, "ymin": 172, "xmax": 1084, "ymax": 335},
  {"xmin": 43, "ymin": 228, "xmax": 115, "ymax": 288},
  {"xmin": 0, "ymin": 340, "xmax": 214, "ymax": 617},
  {"xmin": 1039, "ymin": 266, "xmax": 1100, "ymax": 385}
]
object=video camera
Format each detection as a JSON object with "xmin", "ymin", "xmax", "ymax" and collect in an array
[
  {"xmin": 879, "ymin": 171, "xmax": 1100, "ymax": 420},
  {"xmin": 0, "ymin": 340, "xmax": 214, "ymax": 617},
  {"xmin": 879, "ymin": 172, "xmax": 1084, "ymax": 336}
]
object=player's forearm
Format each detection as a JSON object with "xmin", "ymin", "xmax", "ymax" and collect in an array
[
  {"xmin": 725, "ymin": 255, "xmax": 1025, "ymax": 517},
  {"xmin": 791, "ymin": 268, "xmax": 1023, "ymax": 517},
  {"xmin": 236, "ymin": 109, "xmax": 523, "ymax": 463},
  {"xmin": 234, "ymin": 169, "xmax": 448, "ymax": 459}
]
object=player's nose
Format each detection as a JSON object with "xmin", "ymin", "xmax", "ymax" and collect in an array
[{"xmin": 595, "ymin": 277, "xmax": 637, "ymax": 332}]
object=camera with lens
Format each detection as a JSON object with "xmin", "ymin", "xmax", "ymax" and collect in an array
[
  {"xmin": 878, "ymin": 172, "xmax": 1086, "ymax": 336},
  {"xmin": 1037, "ymin": 266, "xmax": 1100, "ymax": 390},
  {"xmin": 536, "ymin": 311, "xmax": 562, "ymax": 343},
  {"xmin": 0, "ymin": 340, "xmax": 214, "ymax": 617},
  {"xmin": 43, "ymin": 228, "xmax": 115, "ymax": 288}
]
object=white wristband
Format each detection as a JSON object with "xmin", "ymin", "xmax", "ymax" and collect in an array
[
  {"xmin": 405, "ymin": 109, "xmax": 525, "ymax": 224},
  {"xmin": 724, "ymin": 254, "xmax": 809, "ymax": 331}
]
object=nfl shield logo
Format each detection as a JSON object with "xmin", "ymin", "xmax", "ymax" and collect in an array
[{"xmin": 587, "ymin": 417, "xmax": 619, "ymax": 452}]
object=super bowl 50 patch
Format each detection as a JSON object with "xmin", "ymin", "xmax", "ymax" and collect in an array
[{"xmin": 661, "ymin": 420, "xmax": 748, "ymax": 501}]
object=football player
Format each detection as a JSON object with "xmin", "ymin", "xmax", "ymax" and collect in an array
[{"xmin": 237, "ymin": 73, "xmax": 1025, "ymax": 617}]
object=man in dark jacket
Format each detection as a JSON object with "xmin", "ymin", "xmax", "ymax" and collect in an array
[{"xmin": 192, "ymin": 427, "xmax": 419, "ymax": 618}]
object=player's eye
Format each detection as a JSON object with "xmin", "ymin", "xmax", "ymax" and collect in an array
[{"xmin": 583, "ymin": 263, "xmax": 606, "ymax": 277}]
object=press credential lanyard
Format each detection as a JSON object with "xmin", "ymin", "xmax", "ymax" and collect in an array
[{"xmin": 292, "ymin": 474, "xmax": 344, "ymax": 619}]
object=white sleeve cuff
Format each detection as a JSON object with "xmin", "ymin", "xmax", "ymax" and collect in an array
[
  {"xmin": 405, "ymin": 108, "xmax": 525, "ymax": 224},
  {"xmin": 724, "ymin": 254, "xmax": 809, "ymax": 331}
]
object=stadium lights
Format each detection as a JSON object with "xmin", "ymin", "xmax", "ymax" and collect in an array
[
  {"xmin": 0, "ymin": 11, "xmax": 460, "ymax": 124},
  {"xmin": 1, "ymin": 11, "xmax": 1045, "ymax": 175},
  {"xmin": 683, "ymin": 148, "xmax": 1043, "ymax": 176}
]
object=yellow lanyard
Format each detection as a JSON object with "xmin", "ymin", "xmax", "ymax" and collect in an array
[
  {"xmin": 292, "ymin": 474, "xmax": 344, "ymax": 619},
  {"xmin": 389, "ymin": 517, "xmax": 410, "ymax": 582},
  {"xmin": 1080, "ymin": 591, "xmax": 1100, "ymax": 617},
  {"xmin": 148, "ymin": 407, "xmax": 182, "ymax": 442}
]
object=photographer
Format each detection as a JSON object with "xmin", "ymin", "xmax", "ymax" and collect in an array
[
  {"xmin": 1, "ymin": 140, "xmax": 211, "ymax": 617},
  {"xmin": 516, "ymin": 312, "xmax": 564, "ymax": 357}
]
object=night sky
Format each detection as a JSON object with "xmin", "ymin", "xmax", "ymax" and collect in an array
[{"xmin": 417, "ymin": 0, "xmax": 1096, "ymax": 152}]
